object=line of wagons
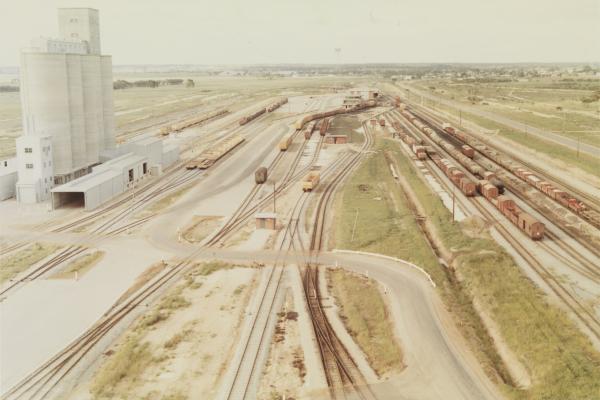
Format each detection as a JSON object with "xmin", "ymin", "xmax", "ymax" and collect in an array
[
  {"xmin": 399, "ymin": 109, "xmax": 544, "ymax": 240},
  {"xmin": 438, "ymin": 121, "xmax": 587, "ymax": 215}
]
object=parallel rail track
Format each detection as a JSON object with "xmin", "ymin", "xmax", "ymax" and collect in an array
[{"xmin": 390, "ymin": 110, "xmax": 600, "ymax": 343}]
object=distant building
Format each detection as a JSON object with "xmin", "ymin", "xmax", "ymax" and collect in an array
[
  {"xmin": 0, "ymin": 158, "xmax": 18, "ymax": 200},
  {"xmin": 17, "ymin": 8, "xmax": 115, "ymax": 203}
]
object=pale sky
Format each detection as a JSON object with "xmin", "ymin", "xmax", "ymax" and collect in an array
[{"xmin": 0, "ymin": 0, "xmax": 599, "ymax": 66}]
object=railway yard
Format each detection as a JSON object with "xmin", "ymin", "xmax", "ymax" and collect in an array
[{"xmin": 1, "ymin": 75, "xmax": 600, "ymax": 400}]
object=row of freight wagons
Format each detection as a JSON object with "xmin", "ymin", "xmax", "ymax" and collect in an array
[
  {"xmin": 514, "ymin": 168, "xmax": 586, "ymax": 213},
  {"xmin": 430, "ymin": 155, "xmax": 476, "ymax": 196},
  {"xmin": 440, "ymin": 121, "xmax": 587, "ymax": 215}
]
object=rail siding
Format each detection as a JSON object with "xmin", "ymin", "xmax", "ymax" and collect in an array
[{"xmin": 331, "ymin": 249, "xmax": 437, "ymax": 288}]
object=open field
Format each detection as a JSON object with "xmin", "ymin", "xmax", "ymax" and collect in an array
[
  {"xmin": 334, "ymin": 137, "xmax": 600, "ymax": 399},
  {"xmin": 0, "ymin": 243, "xmax": 61, "ymax": 283},
  {"xmin": 404, "ymin": 78, "xmax": 600, "ymax": 147},
  {"xmin": 327, "ymin": 267, "xmax": 404, "ymax": 377}
]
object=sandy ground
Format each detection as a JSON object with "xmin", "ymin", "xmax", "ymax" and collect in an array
[
  {"xmin": 256, "ymin": 289, "xmax": 307, "ymax": 400},
  {"xmin": 71, "ymin": 266, "xmax": 258, "ymax": 400},
  {"xmin": 0, "ymin": 236, "xmax": 172, "ymax": 392}
]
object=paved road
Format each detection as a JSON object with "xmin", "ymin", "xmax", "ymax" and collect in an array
[{"xmin": 396, "ymin": 83, "xmax": 600, "ymax": 158}]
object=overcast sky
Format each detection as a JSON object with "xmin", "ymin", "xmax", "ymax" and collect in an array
[{"xmin": 1, "ymin": 0, "xmax": 599, "ymax": 66}]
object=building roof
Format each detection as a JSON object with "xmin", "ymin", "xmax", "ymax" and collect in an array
[
  {"xmin": 256, "ymin": 212, "xmax": 277, "ymax": 219},
  {"xmin": 51, "ymin": 168, "xmax": 121, "ymax": 193},
  {"xmin": 94, "ymin": 152, "xmax": 146, "ymax": 172}
]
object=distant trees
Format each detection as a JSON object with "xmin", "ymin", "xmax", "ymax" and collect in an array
[
  {"xmin": 0, "ymin": 85, "xmax": 19, "ymax": 92},
  {"xmin": 185, "ymin": 79, "xmax": 195, "ymax": 88},
  {"xmin": 113, "ymin": 78, "xmax": 190, "ymax": 90},
  {"xmin": 581, "ymin": 91, "xmax": 600, "ymax": 104}
]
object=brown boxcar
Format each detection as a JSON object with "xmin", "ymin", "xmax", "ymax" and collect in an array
[
  {"xmin": 255, "ymin": 167, "xmax": 268, "ymax": 184},
  {"xmin": 461, "ymin": 145, "xmax": 475, "ymax": 158},
  {"xmin": 304, "ymin": 130, "xmax": 312, "ymax": 140},
  {"xmin": 460, "ymin": 178, "xmax": 476, "ymax": 196},
  {"xmin": 482, "ymin": 183, "xmax": 499, "ymax": 199},
  {"xmin": 379, "ymin": 119, "xmax": 386, "ymax": 127},
  {"xmin": 518, "ymin": 212, "xmax": 545, "ymax": 240}
]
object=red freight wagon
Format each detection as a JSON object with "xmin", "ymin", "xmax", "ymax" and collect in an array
[
  {"xmin": 461, "ymin": 145, "xmax": 475, "ymax": 158},
  {"xmin": 460, "ymin": 178, "xmax": 476, "ymax": 196},
  {"xmin": 518, "ymin": 212, "xmax": 545, "ymax": 240}
]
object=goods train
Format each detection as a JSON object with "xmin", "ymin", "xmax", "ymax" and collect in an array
[
  {"xmin": 400, "ymin": 108, "xmax": 544, "ymax": 239},
  {"xmin": 266, "ymin": 97, "xmax": 288, "ymax": 112},
  {"xmin": 401, "ymin": 109, "xmax": 505, "ymax": 194},
  {"xmin": 239, "ymin": 108, "xmax": 266, "ymax": 126},
  {"xmin": 255, "ymin": 167, "xmax": 268, "ymax": 184},
  {"xmin": 437, "ymin": 120, "xmax": 586, "ymax": 215},
  {"xmin": 161, "ymin": 109, "xmax": 229, "ymax": 136},
  {"xmin": 429, "ymin": 154, "xmax": 476, "ymax": 196},
  {"xmin": 294, "ymin": 100, "xmax": 375, "ymax": 131},
  {"xmin": 186, "ymin": 135, "xmax": 245, "ymax": 169},
  {"xmin": 302, "ymin": 172, "xmax": 320, "ymax": 192}
]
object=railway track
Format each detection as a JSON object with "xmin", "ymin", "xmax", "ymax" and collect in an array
[
  {"xmin": 411, "ymin": 104, "xmax": 600, "ymax": 229},
  {"xmin": 223, "ymin": 190, "xmax": 311, "ymax": 400},
  {"xmin": 392, "ymin": 107, "xmax": 600, "ymax": 262},
  {"xmin": 390, "ymin": 110, "xmax": 600, "ymax": 344},
  {"xmin": 303, "ymin": 119, "xmax": 377, "ymax": 400}
]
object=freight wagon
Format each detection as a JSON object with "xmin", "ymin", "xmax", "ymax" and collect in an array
[
  {"xmin": 163, "ymin": 109, "xmax": 229, "ymax": 135},
  {"xmin": 496, "ymin": 196, "xmax": 545, "ymax": 240},
  {"xmin": 239, "ymin": 108, "xmax": 266, "ymax": 125},
  {"xmin": 294, "ymin": 101, "xmax": 376, "ymax": 131},
  {"xmin": 255, "ymin": 167, "xmax": 268, "ymax": 184},
  {"xmin": 302, "ymin": 172, "xmax": 320, "ymax": 192},
  {"xmin": 279, "ymin": 134, "xmax": 293, "ymax": 151},
  {"xmin": 186, "ymin": 135, "xmax": 245, "ymax": 170},
  {"xmin": 266, "ymin": 97, "xmax": 288, "ymax": 112}
]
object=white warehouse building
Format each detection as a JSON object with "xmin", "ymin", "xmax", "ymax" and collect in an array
[{"xmin": 16, "ymin": 8, "xmax": 115, "ymax": 203}]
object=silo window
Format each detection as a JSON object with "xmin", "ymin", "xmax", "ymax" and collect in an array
[
  {"xmin": 24, "ymin": 147, "xmax": 32, "ymax": 153},
  {"xmin": 143, "ymin": 162, "xmax": 147, "ymax": 174},
  {"xmin": 128, "ymin": 169, "xmax": 134, "ymax": 182},
  {"xmin": 26, "ymin": 163, "xmax": 33, "ymax": 169}
]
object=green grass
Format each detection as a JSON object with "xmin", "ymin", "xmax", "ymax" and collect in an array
[
  {"xmin": 0, "ymin": 243, "xmax": 61, "ymax": 283},
  {"xmin": 327, "ymin": 114, "xmax": 365, "ymax": 144},
  {"xmin": 334, "ymin": 137, "xmax": 600, "ymax": 399},
  {"xmin": 328, "ymin": 268, "xmax": 404, "ymax": 376},
  {"xmin": 91, "ymin": 335, "xmax": 153, "ymax": 398}
]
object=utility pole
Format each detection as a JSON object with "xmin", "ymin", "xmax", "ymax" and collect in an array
[
  {"xmin": 459, "ymin": 109, "xmax": 462, "ymax": 127},
  {"xmin": 351, "ymin": 209, "xmax": 359, "ymax": 242},
  {"xmin": 452, "ymin": 184, "xmax": 455, "ymax": 222},
  {"xmin": 273, "ymin": 182, "xmax": 276, "ymax": 213}
]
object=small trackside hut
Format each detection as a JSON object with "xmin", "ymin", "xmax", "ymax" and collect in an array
[{"xmin": 255, "ymin": 212, "xmax": 276, "ymax": 230}]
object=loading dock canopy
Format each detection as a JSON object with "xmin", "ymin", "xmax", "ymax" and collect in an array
[{"xmin": 51, "ymin": 169, "xmax": 123, "ymax": 211}]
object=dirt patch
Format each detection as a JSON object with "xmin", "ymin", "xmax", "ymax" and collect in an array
[
  {"xmin": 258, "ymin": 290, "xmax": 307, "ymax": 399},
  {"xmin": 89, "ymin": 264, "xmax": 258, "ymax": 399},
  {"xmin": 49, "ymin": 251, "xmax": 105, "ymax": 280},
  {"xmin": 182, "ymin": 215, "xmax": 223, "ymax": 243},
  {"xmin": 0, "ymin": 242, "xmax": 62, "ymax": 283}
]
